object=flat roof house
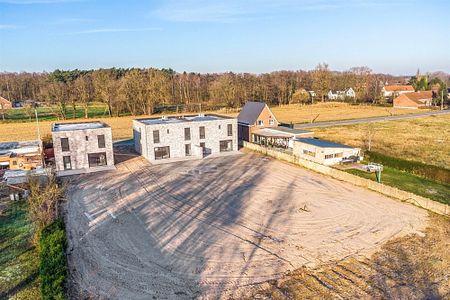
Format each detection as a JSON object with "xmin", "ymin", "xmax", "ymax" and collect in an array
[
  {"xmin": 52, "ymin": 121, "xmax": 115, "ymax": 176},
  {"xmin": 393, "ymin": 91, "xmax": 433, "ymax": 109},
  {"xmin": 133, "ymin": 114, "xmax": 238, "ymax": 163},
  {"xmin": 293, "ymin": 138, "xmax": 362, "ymax": 166},
  {"xmin": 0, "ymin": 140, "xmax": 43, "ymax": 171}
]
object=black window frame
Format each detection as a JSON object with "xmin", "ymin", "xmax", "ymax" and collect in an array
[
  {"xmin": 185, "ymin": 144, "xmax": 191, "ymax": 156},
  {"xmin": 154, "ymin": 146, "xmax": 170, "ymax": 160},
  {"xmin": 97, "ymin": 135, "xmax": 106, "ymax": 148},
  {"xmin": 63, "ymin": 155, "xmax": 72, "ymax": 170},
  {"xmin": 153, "ymin": 130, "xmax": 160, "ymax": 144},
  {"xmin": 60, "ymin": 138, "xmax": 70, "ymax": 152},
  {"xmin": 227, "ymin": 124, "xmax": 233, "ymax": 136},
  {"xmin": 219, "ymin": 140, "xmax": 233, "ymax": 152},
  {"xmin": 199, "ymin": 126, "xmax": 205, "ymax": 139},
  {"xmin": 184, "ymin": 128, "xmax": 191, "ymax": 141},
  {"xmin": 88, "ymin": 152, "xmax": 107, "ymax": 168}
]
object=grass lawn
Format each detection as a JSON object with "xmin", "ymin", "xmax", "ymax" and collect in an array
[
  {"xmin": 346, "ymin": 167, "xmax": 450, "ymax": 205},
  {"xmin": 0, "ymin": 201, "xmax": 40, "ymax": 299},
  {"xmin": 314, "ymin": 114, "xmax": 450, "ymax": 169}
]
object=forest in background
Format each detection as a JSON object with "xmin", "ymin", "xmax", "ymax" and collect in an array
[{"xmin": 0, "ymin": 65, "xmax": 448, "ymax": 119}]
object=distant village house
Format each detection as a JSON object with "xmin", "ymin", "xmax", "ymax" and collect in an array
[
  {"xmin": 0, "ymin": 96, "xmax": 12, "ymax": 110},
  {"xmin": 393, "ymin": 91, "xmax": 433, "ymax": 109},
  {"xmin": 382, "ymin": 85, "xmax": 414, "ymax": 97},
  {"xmin": 0, "ymin": 140, "xmax": 44, "ymax": 171},
  {"xmin": 327, "ymin": 88, "xmax": 356, "ymax": 100}
]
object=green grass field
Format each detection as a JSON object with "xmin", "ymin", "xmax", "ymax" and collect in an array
[
  {"xmin": 347, "ymin": 167, "xmax": 450, "ymax": 205},
  {"xmin": 0, "ymin": 201, "xmax": 40, "ymax": 299},
  {"xmin": 2, "ymin": 104, "xmax": 113, "ymax": 122}
]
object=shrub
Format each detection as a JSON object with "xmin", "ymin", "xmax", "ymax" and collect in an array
[
  {"xmin": 39, "ymin": 218, "xmax": 67, "ymax": 300},
  {"xmin": 364, "ymin": 151, "xmax": 450, "ymax": 184}
]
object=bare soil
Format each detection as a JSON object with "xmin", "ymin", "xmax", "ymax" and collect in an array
[{"xmin": 64, "ymin": 151, "xmax": 428, "ymax": 299}]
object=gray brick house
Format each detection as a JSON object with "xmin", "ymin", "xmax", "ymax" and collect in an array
[
  {"xmin": 133, "ymin": 114, "xmax": 238, "ymax": 163},
  {"xmin": 52, "ymin": 121, "xmax": 115, "ymax": 176}
]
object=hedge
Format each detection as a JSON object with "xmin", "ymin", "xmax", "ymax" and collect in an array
[
  {"xmin": 364, "ymin": 151, "xmax": 450, "ymax": 184},
  {"xmin": 39, "ymin": 218, "xmax": 67, "ymax": 300}
]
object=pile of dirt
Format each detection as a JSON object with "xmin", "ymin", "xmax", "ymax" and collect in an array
[{"xmin": 239, "ymin": 214, "xmax": 450, "ymax": 299}]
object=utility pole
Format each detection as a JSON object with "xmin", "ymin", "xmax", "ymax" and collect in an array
[
  {"xmin": 35, "ymin": 108, "xmax": 41, "ymax": 141},
  {"xmin": 441, "ymin": 90, "xmax": 444, "ymax": 111}
]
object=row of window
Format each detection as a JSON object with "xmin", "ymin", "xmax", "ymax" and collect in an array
[
  {"xmin": 324, "ymin": 153, "xmax": 343, "ymax": 160},
  {"xmin": 60, "ymin": 135, "xmax": 106, "ymax": 152},
  {"xmin": 154, "ymin": 140, "xmax": 233, "ymax": 160},
  {"xmin": 62, "ymin": 152, "xmax": 107, "ymax": 170},
  {"xmin": 257, "ymin": 119, "xmax": 275, "ymax": 126},
  {"xmin": 153, "ymin": 124, "xmax": 233, "ymax": 144}
]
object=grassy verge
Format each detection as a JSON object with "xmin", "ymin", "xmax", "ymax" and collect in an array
[
  {"xmin": 346, "ymin": 167, "xmax": 450, "ymax": 205},
  {"xmin": 364, "ymin": 151, "xmax": 450, "ymax": 184},
  {"xmin": 0, "ymin": 201, "xmax": 40, "ymax": 299},
  {"xmin": 39, "ymin": 218, "xmax": 68, "ymax": 300}
]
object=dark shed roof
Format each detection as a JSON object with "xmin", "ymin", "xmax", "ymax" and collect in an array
[
  {"xmin": 296, "ymin": 138, "xmax": 354, "ymax": 149},
  {"xmin": 237, "ymin": 101, "xmax": 267, "ymax": 125}
]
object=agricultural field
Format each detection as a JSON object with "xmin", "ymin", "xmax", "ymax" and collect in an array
[
  {"xmin": 0, "ymin": 102, "xmax": 427, "ymax": 142},
  {"xmin": 0, "ymin": 200, "xmax": 40, "ymax": 299},
  {"xmin": 314, "ymin": 114, "xmax": 450, "ymax": 169}
]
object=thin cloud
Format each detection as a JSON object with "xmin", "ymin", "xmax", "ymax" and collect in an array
[
  {"xmin": 0, "ymin": 0, "xmax": 81, "ymax": 4},
  {"xmin": 67, "ymin": 27, "xmax": 162, "ymax": 35},
  {"xmin": 153, "ymin": 0, "xmax": 411, "ymax": 22},
  {"xmin": 0, "ymin": 24, "xmax": 18, "ymax": 29}
]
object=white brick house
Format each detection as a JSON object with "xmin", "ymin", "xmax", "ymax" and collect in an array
[
  {"xmin": 52, "ymin": 121, "xmax": 115, "ymax": 176},
  {"xmin": 133, "ymin": 114, "xmax": 238, "ymax": 163},
  {"xmin": 328, "ymin": 88, "xmax": 356, "ymax": 100}
]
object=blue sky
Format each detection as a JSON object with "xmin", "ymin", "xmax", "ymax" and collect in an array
[{"xmin": 0, "ymin": 0, "xmax": 449, "ymax": 74}]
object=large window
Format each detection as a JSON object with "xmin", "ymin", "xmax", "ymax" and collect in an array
[
  {"xmin": 97, "ymin": 135, "xmax": 105, "ymax": 148},
  {"xmin": 199, "ymin": 126, "xmax": 205, "ymax": 139},
  {"xmin": 154, "ymin": 146, "xmax": 170, "ymax": 160},
  {"xmin": 302, "ymin": 149, "xmax": 315, "ymax": 157},
  {"xmin": 153, "ymin": 130, "xmax": 160, "ymax": 143},
  {"xmin": 219, "ymin": 140, "xmax": 233, "ymax": 152},
  {"xmin": 88, "ymin": 152, "xmax": 107, "ymax": 167},
  {"xmin": 60, "ymin": 138, "xmax": 70, "ymax": 152},
  {"xmin": 325, "ymin": 154, "xmax": 334, "ymax": 159},
  {"xmin": 63, "ymin": 156, "xmax": 72, "ymax": 170},
  {"xmin": 185, "ymin": 144, "xmax": 191, "ymax": 156},
  {"xmin": 184, "ymin": 128, "xmax": 191, "ymax": 141},
  {"xmin": 227, "ymin": 124, "xmax": 233, "ymax": 136}
]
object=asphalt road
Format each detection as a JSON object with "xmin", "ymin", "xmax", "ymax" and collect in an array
[{"xmin": 294, "ymin": 109, "xmax": 450, "ymax": 129}]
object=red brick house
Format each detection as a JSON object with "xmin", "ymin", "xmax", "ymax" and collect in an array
[
  {"xmin": 393, "ymin": 91, "xmax": 433, "ymax": 109},
  {"xmin": 237, "ymin": 101, "xmax": 279, "ymax": 142},
  {"xmin": 0, "ymin": 96, "xmax": 12, "ymax": 109}
]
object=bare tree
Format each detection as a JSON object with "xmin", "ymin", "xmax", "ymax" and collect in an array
[{"xmin": 312, "ymin": 63, "xmax": 332, "ymax": 102}]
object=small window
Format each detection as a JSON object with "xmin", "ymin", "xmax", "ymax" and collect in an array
[
  {"xmin": 199, "ymin": 126, "xmax": 205, "ymax": 139},
  {"xmin": 218, "ymin": 125, "xmax": 221, "ymax": 129},
  {"xmin": 269, "ymin": 119, "xmax": 275, "ymax": 126},
  {"xmin": 12, "ymin": 161, "xmax": 17, "ymax": 166},
  {"xmin": 63, "ymin": 156, "xmax": 72, "ymax": 170},
  {"xmin": 227, "ymin": 124, "xmax": 233, "ymax": 136},
  {"xmin": 61, "ymin": 138, "xmax": 70, "ymax": 152},
  {"xmin": 85, "ymin": 136, "xmax": 89, "ymax": 141},
  {"xmin": 185, "ymin": 144, "xmax": 191, "ymax": 156},
  {"xmin": 325, "ymin": 154, "xmax": 334, "ymax": 159},
  {"xmin": 184, "ymin": 128, "xmax": 191, "ymax": 141},
  {"xmin": 257, "ymin": 120, "xmax": 264, "ymax": 126},
  {"xmin": 153, "ymin": 130, "xmax": 160, "ymax": 143},
  {"xmin": 167, "ymin": 129, "xmax": 170, "ymax": 134},
  {"xmin": 97, "ymin": 135, "xmax": 105, "ymax": 148}
]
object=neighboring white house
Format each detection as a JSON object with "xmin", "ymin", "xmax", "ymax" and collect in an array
[
  {"xmin": 293, "ymin": 138, "xmax": 362, "ymax": 166},
  {"xmin": 327, "ymin": 88, "xmax": 356, "ymax": 100},
  {"xmin": 382, "ymin": 85, "xmax": 414, "ymax": 97},
  {"xmin": 52, "ymin": 121, "xmax": 115, "ymax": 176},
  {"xmin": 133, "ymin": 114, "xmax": 238, "ymax": 163}
]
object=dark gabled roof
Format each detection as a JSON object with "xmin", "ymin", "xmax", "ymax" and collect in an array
[
  {"xmin": 296, "ymin": 138, "xmax": 354, "ymax": 149},
  {"xmin": 237, "ymin": 101, "xmax": 267, "ymax": 125}
]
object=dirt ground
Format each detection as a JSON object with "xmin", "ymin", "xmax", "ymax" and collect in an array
[{"xmin": 64, "ymin": 151, "xmax": 428, "ymax": 299}]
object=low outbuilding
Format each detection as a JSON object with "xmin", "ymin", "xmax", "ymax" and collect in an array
[
  {"xmin": 393, "ymin": 91, "xmax": 433, "ymax": 109},
  {"xmin": 293, "ymin": 138, "xmax": 362, "ymax": 165}
]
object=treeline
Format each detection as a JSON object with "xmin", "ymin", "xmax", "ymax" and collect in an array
[{"xmin": 0, "ymin": 65, "xmax": 435, "ymax": 119}]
